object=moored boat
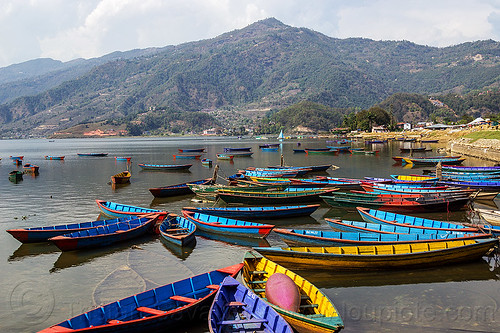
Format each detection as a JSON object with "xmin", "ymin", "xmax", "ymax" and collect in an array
[
  {"xmin": 261, "ymin": 147, "xmax": 279, "ymax": 152},
  {"xmin": 182, "ymin": 205, "xmax": 320, "ymax": 220},
  {"xmin": 253, "ymin": 238, "xmax": 498, "ymax": 271},
  {"xmin": 23, "ymin": 163, "xmax": 40, "ymax": 173},
  {"xmin": 138, "ymin": 163, "xmax": 192, "ymax": 171},
  {"xmin": 209, "ymin": 276, "xmax": 293, "ymax": 333},
  {"xmin": 149, "ymin": 178, "xmax": 214, "ymax": 198},
  {"xmin": 218, "ymin": 188, "xmax": 339, "ymax": 205},
  {"xmin": 38, "ymin": 264, "xmax": 243, "ymax": 333},
  {"xmin": 44, "ymin": 155, "xmax": 65, "ymax": 160},
  {"xmin": 476, "ymin": 208, "xmax": 500, "ymax": 225},
  {"xmin": 201, "ymin": 158, "xmax": 213, "ymax": 167},
  {"xmin": 96, "ymin": 199, "xmax": 164, "ymax": 218},
  {"xmin": 442, "ymin": 165, "xmax": 500, "ymax": 173},
  {"xmin": 178, "ymin": 148, "xmax": 206, "ymax": 153},
  {"xmin": 402, "ymin": 157, "xmax": 466, "ymax": 166},
  {"xmin": 224, "ymin": 147, "xmax": 252, "ymax": 152},
  {"xmin": 216, "ymin": 153, "xmax": 234, "ymax": 160},
  {"xmin": 242, "ymin": 251, "xmax": 344, "ymax": 333},
  {"xmin": 159, "ymin": 213, "xmax": 196, "ymax": 247},
  {"xmin": 8, "ymin": 170, "xmax": 23, "ymax": 183},
  {"xmin": 182, "ymin": 211, "xmax": 274, "ymax": 238},
  {"xmin": 111, "ymin": 170, "xmax": 131, "ymax": 184},
  {"xmin": 173, "ymin": 153, "xmax": 203, "ymax": 159},
  {"xmin": 115, "ymin": 156, "xmax": 132, "ymax": 162},
  {"xmin": 7, "ymin": 216, "xmax": 139, "ymax": 243},
  {"xmin": 77, "ymin": 153, "xmax": 108, "ymax": 157}
]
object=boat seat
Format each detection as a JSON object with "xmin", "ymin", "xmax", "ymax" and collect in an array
[
  {"xmin": 107, "ymin": 320, "xmax": 122, "ymax": 324},
  {"xmin": 253, "ymin": 288, "xmax": 265, "ymax": 293},
  {"xmin": 227, "ymin": 301, "xmax": 246, "ymax": 307},
  {"xmin": 300, "ymin": 304, "xmax": 319, "ymax": 309},
  {"xmin": 170, "ymin": 295, "xmax": 198, "ymax": 303},
  {"xmin": 220, "ymin": 318, "xmax": 268, "ymax": 325},
  {"xmin": 136, "ymin": 307, "xmax": 165, "ymax": 315},
  {"xmin": 167, "ymin": 228, "xmax": 189, "ymax": 232},
  {"xmin": 247, "ymin": 280, "xmax": 266, "ymax": 284},
  {"xmin": 248, "ymin": 270, "xmax": 267, "ymax": 275},
  {"xmin": 206, "ymin": 284, "xmax": 219, "ymax": 290}
]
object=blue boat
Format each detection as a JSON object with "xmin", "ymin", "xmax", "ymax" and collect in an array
[
  {"xmin": 159, "ymin": 214, "xmax": 196, "ymax": 247},
  {"xmin": 138, "ymin": 163, "xmax": 192, "ymax": 171},
  {"xmin": 96, "ymin": 199, "xmax": 164, "ymax": 218},
  {"xmin": 261, "ymin": 147, "xmax": 279, "ymax": 152},
  {"xmin": 182, "ymin": 211, "xmax": 274, "ymax": 238},
  {"xmin": 181, "ymin": 205, "xmax": 320, "ymax": 220},
  {"xmin": 324, "ymin": 218, "xmax": 472, "ymax": 235},
  {"xmin": 49, "ymin": 215, "xmax": 160, "ymax": 251},
  {"xmin": 38, "ymin": 264, "xmax": 243, "ymax": 333},
  {"xmin": 274, "ymin": 228, "xmax": 490, "ymax": 246},
  {"xmin": 178, "ymin": 148, "xmax": 206, "ymax": 153},
  {"xmin": 209, "ymin": 276, "xmax": 293, "ymax": 333},
  {"xmin": 442, "ymin": 165, "xmax": 500, "ymax": 173},
  {"xmin": 356, "ymin": 207, "xmax": 481, "ymax": 233},
  {"xmin": 244, "ymin": 170, "xmax": 298, "ymax": 178},
  {"xmin": 7, "ymin": 216, "xmax": 137, "ymax": 243},
  {"xmin": 149, "ymin": 178, "xmax": 214, "ymax": 198},
  {"xmin": 438, "ymin": 180, "xmax": 500, "ymax": 191},
  {"xmin": 267, "ymin": 164, "xmax": 333, "ymax": 172}
]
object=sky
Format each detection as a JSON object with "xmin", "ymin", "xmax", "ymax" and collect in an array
[{"xmin": 1, "ymin": 0, "xmax": 500, "ymax": 68}]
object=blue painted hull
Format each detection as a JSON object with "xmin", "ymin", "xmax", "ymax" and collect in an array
[
  {"xmin": 39, "ymin": 264, "xmax": 243, "ymax": 333},
  {"xmin": 159, "ymin": 214, "xmax": 196, "ymax": 247},
  {"xmin": 96, "ymin": 200, "xmax": 163, "ymax": 218},
  {"xmin": 209, "ymin": 276, "xmax": 293, "ymax": 333},
  {"xmin": 181, "ymin": 205, "xmax": 319, "ymax": 220}
]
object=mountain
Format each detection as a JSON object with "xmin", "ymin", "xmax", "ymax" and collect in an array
[{"xmin": 1, "ymin": 18, "xmax": 500, "ymax": 137}]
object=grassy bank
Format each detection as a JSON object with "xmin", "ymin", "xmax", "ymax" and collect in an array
[{"xmin": 464, "ymin": 130, "xmax": 500, "ymax": 142}]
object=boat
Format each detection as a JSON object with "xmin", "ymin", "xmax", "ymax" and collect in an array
[
  {"xmin": 201, "ymin": 158, "xmax": 213, "ymax": 167},
  {"xmin": 44, "ymin": 156, "xmax": 65, "ymax": 160},
  {"xmin": 229, "ymin": 152, "xmax": 254, "ymax": 157},
  {"xmin": 77, "ymin": 153, "xmax": 108, "ymax": 157},
  {"xmin": 111, "ymin": 170, "xmax": 131, "ymax": 184},
  {"xmin": 244, "ymin": 170, "xmax": 298, "ymax": 178},
  {"xmin": 356, "ymin": 207, "xmax": 480, "ymax": 232},
  {"xmin": 10, "ymin": 155, "xmax": 24, "ymax": 161},
  {"xmin": 182, "ymin": 205, "xmax": 320, "ymax": 220},
  {"xmin": 138, "ymin": 163, "xmax": 192, "ymax": 171},
  {"xmin": 305, "ymin": 148, "xmax": 337, "ymax": 155},
  {"xmin": 158, "ymin": 213, "xmax": 196, "ymax": 247},
  {"xmin": 38, "ymin": 264, "xmax": 243, "ymax": 333},
  {"xmin": 178, "ymin": 148, "xmax": 206, "ymax": 153},
  {"xmin": 393, "ymin": 155, "xmax": 460, "ymax": 163},
  {"xmin": 253, "ymin": 238, "xmax": 498, "ymax": 271},
  {"xmin": 115, "ymin": 156, "xmax": 132, "ymax": 162},
  {"xmin": 173, "ymin": 154, "xmax": 202, "ymax": 159},
  {"xmin": 242, "ymin": 252, "xmax": 344, "ymax": 333},
  {"xmin": 293, "ymin": 149, "xmax": 306, "ymax": 153},
  {"xmin": 247, "ymin": 167, "xmax": 311, "ymax": 176},
  {"xmin": 182, "ymin": 211, "xmax": 274, "ymax": 238},
  {"xmin": 349, "ymin": 149, "xmax": 379, "ymax": 155},
  {"xmin": 209, "ymin": 276, "xmax": 293, "ymax": 333},
  {"xmin": 289, "ymin": 178, "xmax": 362, "ymax": 190},
  {"xmin": 399, "ymin": 147, "xmax": 430, "ymax": 152},
  {"xmin": 259, "ymin": 143, "xmax": 280, "ymax": 148},
  {"xmin": 149, "ymin": 178, "xmax": 214, "ymax": 198},
  {"xmin": 420, "ymin": 139, "xmax": 439, "ymax": 143},
  {"xmin": 96, "ymin": 199, "xmax": 164, "ymax": 218},
  {"xmin": 216, "ymin": 153, "xmax": 234, "ymax": 160},
  {"xmin": 442, "ymin": 165, "xmax": 500, "ymax": 173},
  {"xmin": 224, "ymin": 147, "xmax": 252, "ymax": 152},
  {"xmin": 277, "ymin": 130, "xmax": 284, "ymax": 141},
  {"xmin": 326, "ymin": 146, "xmax": 351, "ymax": 151},
  {"xmin": 476, "ymin": 208, "xmax": 500, "ymax": 225},
  {"xmin": 365, "ymin": 140, "xmax": 387, "ymax": 144},
  {"xmin": 23, "ymin": 163, "xmax": 39, "ymax": 173},
  {"xmin": 324, "ymin": 218, "xmax": 474, "ymax": 235},
  {"xmin": 6, "ymin": 216, "xmax": 141, "ymax": 243},
  {"xmin": 267, "ymin": 164, "xmax": 332, "ymax": 172},
  {"xmin": 261, "ymin": 147, "xmax": 279, "ymax": 152},
  {"xmin": 437, "ymin": 180, "xmax": 500, "ymax": 192},
  {"xmin": 218, "ymin": 188, "xmax": 339, "ymax": 205},
  {"xmin": 188, "ymin": 183, "xmax": 290, "ymax": 201},
  {"xmin": 8, "ymin": 170, "xmax": 23, "ymax": 183},
  {"xmin": 402, "ymin": 157, "xmax": 466, "ymax": 166},
  {"xmin": 390, "ymin": 175, "xmax": 439, "ymax": 182},
  {"xmin": 274, "ymin": 228, "xmax": 489, "ymax": 247},
  {"xmin": 49, "ymin": 215, "xmax": 161, "ymax": 251},
  {"xmin": 321, "ymin": 193, "xmax": 471, "ymax": 213}
]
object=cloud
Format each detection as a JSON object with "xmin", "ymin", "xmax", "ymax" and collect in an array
[{"xmin": 0, "ymin": 0, "xmax": 499, "ymax": 67}]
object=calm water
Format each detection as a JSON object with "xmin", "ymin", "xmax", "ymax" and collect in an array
[{"xmin": 0, "ymin": 137, "xmax": 499, "ymax": 333}]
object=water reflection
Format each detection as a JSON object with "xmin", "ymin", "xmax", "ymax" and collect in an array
[
  {"xmin": 9, "ymin": 242, "xmax": 60, "ymax": 261},
  {"xmin": 195, "ymin": 230, "xmax": 270, "ymax": 248},
  {"xmin": 159, "ymin": 236, "xmax": 196, "ymax": 260}
]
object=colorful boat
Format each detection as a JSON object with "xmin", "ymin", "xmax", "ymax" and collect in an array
[
  {"xmin": 390, "ymin": 175, "xmax": 439, "ymax": 182},
  {"xmin": 10, "ymin": 155, "xmax": 24, "ymax": 160},
  {"xmin": 173, "ymin": 154, "xmax": 203, "ymax": 159},
  {"xmin": 209, "ymin": 276, "xmax": 293, "ymax": 333},
  {"xmin": 201, "ymin": 158, "xmax": 213, "ymax": 167},
  {"xmin": 182, "ymin": 211, "xmax": 274, "ymax": 238},
  {"xmin": 149, "ymin": 178, "xmax": 214, "ymax": 198},
  {"xmin": 115, "ymin": 156, "xmax": 132, "ymax": 162},
  {"xmin": 158, "ymin": 213, "xmax": 196, "ymax": 247},
  {"xmin": 247, "ymin": 167, "xmax": 312, "ymax": 176},
  {"xmin": 242, "ymin": 251, "xmax": 344, "ymax": 333},
  {"xmin": 259, "ymin": 144, "xmax": 280, "ymax": 148},
  {"xmin": 305, "ymin": 148, "xmax": 337, "ymax": 154},
  {"xmin": 96, "ymin": 199, "xmax": 164, "ymax": 218},
  {"xmin": 289, "ymin": 178, "xmax": 362, "ymax": 190},
  {"xmin": 402, "ymin": 157, "xmax": 466, "ymax": 166},
  {"xmin": 44, "ymin": 155, "xmax": 65, "ymax": 160},
  {"xmin": 420, "ymin": 139, "xmax": 439, "ymax": 143},
  {"xmin": 274, "ymin": 228, "xmax": 489, "ymax": 246},
  {"xmin": 23, "ymin": 163, "xmax": 40, "ymax": 173},
  {"xmin": 182, "ymin": 205, "xmax": 320, "ymax": 220},
  {"xmin": 38, "ymin": 264, "xmax": 243, "ymax": 333},
  {"xmin": 178, "ymin": 148, "xmax": 206, "ymax": 153},
  {"xmin": 356, "ymin": 207, "xmax": 480, "ymax": 232},
  {"xmin": 267, "ymin": 164, "xmax": 332, "ymax": 172},
  {"xmin": 399, "ymin": 147, "xmax": 430, "ymax": 152},
  {"xmin": 111, "ymin": 170, "xmax": 131, "ymax": 184},
  {"xmin": 365, "ymin": 140, "xmax": 387, "ymax": 144},
  {"xmin": 261, "ymin": 147, "xmax": 279, "ymax": 152},
  {"xmin": 138, "ymin": 163, "xmax": 192, "ymax": 171},
  {"xmin": 349, "ymin": 149, "xmax": 379, "ymax": 155},
  {"xmin": 216, "ymin": 153, "xmax": 234, "ymax": 160},
  {"xmin": 8, "ymin": 170, "xmax": 23, "ymax": 183},
  {"xmin": 293, "ymin": 149, "xmax": 306, "ymax": 153},
  {"xmin": 77, "ymin": 153, "xmax": 108, "ymax": 157},
  {"xmin": 393, "ymin": 155, "xmax": 461, "ymax": 163},
  {"xmin": 437, "ymin": 180, "xmax": 500, "ymax": 192},
  {"xmin": 49, "ymin": 215, "xmax": 161, "ymax": 251},
  {"xmin": 7, "ymin": 216, "xmax": 139, "ymax": 243},
  {"xmin": 253, "ymin": 238, "xmax": 498, "ymax": 271},
  {"xmin": 244, "ymin": 170, "xmax": 298, "ymax": 178},
  {"xmin": 442, "ymin": 165, "xmax": 500, "ymax": 173},
  {"xmin": 229, "ymin": 152, "xmax": 254, "ymax": 157},
  {"xmin": 224, "ymin": 147, "xmax": 252, "ymax": 152},
  {"xmin": 218, "ymin": 188, "xmax": 339, "ymax": 205},
  {"xmin": 476, "ymin": 208, "xmax": 500, "ymax": 225},
  {"xmin": 187, "ymin": 183, "xmax": 289, "ymax": 201}
]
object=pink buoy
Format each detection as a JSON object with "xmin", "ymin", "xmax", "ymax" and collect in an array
[{"xmin": 265, "ymin": 273, "xmax": 300, "ymax": 312}]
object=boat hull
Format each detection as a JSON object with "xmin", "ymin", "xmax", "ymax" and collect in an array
[{"xmin": 181, "ymin": 205, "xmax": 320, "ymax": 220}]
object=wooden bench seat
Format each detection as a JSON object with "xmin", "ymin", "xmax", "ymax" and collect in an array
[
  {"xmin": 170, "ymin": 295, "xmax": 198, "ymax": 303},
  {"xmin": 136, "ymin": 306, "xmax": 165, "ymax": 315}
]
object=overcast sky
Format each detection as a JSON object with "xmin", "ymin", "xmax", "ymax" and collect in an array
[{"xmin": 1, "ymin": 0, "xmax": 500, "ymax": 68}]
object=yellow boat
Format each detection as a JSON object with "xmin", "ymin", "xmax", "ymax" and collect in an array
[
  {"xmin": 242, "ymin": 251, "xmax": 344, "ymax": 333},
  {"xmin": 253, "ymin": 238, "xmax": 498, "ymax": 271},
  {"xmin": 391, "ymin": 174, "xmax": 438, "ymax": 181},
  {"xmin": 111, "ymin": 170, "xmax": 131, "ymax": 184}
]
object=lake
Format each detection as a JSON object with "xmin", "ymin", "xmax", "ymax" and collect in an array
[{"xmin": 0, "ymin": 137, "xmax": 499, "ymax": 332}]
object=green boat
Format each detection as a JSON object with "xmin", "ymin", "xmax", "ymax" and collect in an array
[
  {"xmin": 218, "ymin": 188, "xmax": 338, "ymax": 204},
  {"xmin": 9, "ymin": 170, "xmax": 23, "ymax": 183},
  {"xmin": 188, "ymin": 183, "xmax": 289, "ymax": 200}
]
